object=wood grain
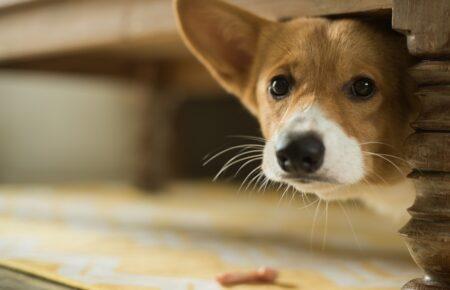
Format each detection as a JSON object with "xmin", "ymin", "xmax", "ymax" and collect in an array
[
  {"xmin": 411, "ymin": 61, "xmax": 450, "ymax": 86},
  {"xmin": 394, "ymin": 2, "xmax": 450, "ymax": 288},
  {"xmin": 408, "ymin": 172, "xmax": 450, "ymax": 220},
  {"xmin": 0, "ymin": 0, "xmax": 392, "ymax": 62},
  {"xmin": 393, "ymin": 0, "xmax": 450, "ymax": 56},
  {"xmin": 405, "ymin": 133, "xmax": 450, "ymax": 172},
  {"xmin": 0, "ymin": 0, "xmax": 40, "ymax": 9},
  {"xmin": 403, "ymin": 175, "xmax": 449, "ymax": 288},
  {"xmin": 412, "ymin": 86, "xmax": 450, "ymax": 131},
  {"xmin": 229, "ymin": 0, "xmax": 392, "ymax": 20},
  {"xmin": 0, "ymin": 265, "xmax": 80, "ymax": 290},
  {"xmin": 400, "ymin": 172, "xmax": 450, "ymax": 289}
]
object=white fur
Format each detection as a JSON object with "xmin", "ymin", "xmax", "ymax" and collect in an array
[
  {"xmin": 262, "ymin": 105, "xmax": 416, "ymax": 219},
  {"xmin": 262, "ymin": 105, "xmax": 364, "ymax": 197}
]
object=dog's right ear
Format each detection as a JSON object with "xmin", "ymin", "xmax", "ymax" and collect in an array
[{"xmin": 174, "ymin": 0, "xmax": 269, "ymax": 114}]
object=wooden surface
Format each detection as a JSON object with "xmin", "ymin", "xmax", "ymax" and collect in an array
[
  {"xmin": 0, "ymin": 0, "xmax": 392, "ymax": 63},
  {"xmin": 405, "ymin": 133, "xmax": 450, "ymax": 171},
  {"xmin": 0, "ymin": 265, "xmax": 79, "ymax": 290},
  {"xmin": 410, "ymin": 86, "xmax": 450, "ymax": 131},
  {"xmin": 0, "ymin": 183, "xmax": 420, "ymax": 290},
  {"xmin": 393, "ymin": 0, "xmax": 450, "ymax": 57},
  {"xmin": 411, "ymin": 62, "xmax": 450, "ymax": 86},
  {"xmin": 393, "ymin": 1, "xmax": 450, "ymax": 288},
  {"xmin": 0, "ymin": 0, "xmax": 39, "ymax": 9}
]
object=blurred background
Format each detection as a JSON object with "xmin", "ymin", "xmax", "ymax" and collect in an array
[
  {"xmin": 0, "ymin": 70, "xmax": 259, "ymax": 185},
  {"xmin": 0, "ymin": 1, "xmax": 419, "ymax": 290},
  {"xmin": 0, "ymin": 0, "xmax": 267, "ymax": 188}
]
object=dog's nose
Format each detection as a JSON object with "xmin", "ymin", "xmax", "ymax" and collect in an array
[{"xmin": 276, "ymin": 133, "xmax": 325, "ymax": 174}]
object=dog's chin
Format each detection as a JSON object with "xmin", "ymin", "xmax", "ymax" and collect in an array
[
  {"xmin": 283, "ymin": 176, "xmax": 359, "ymax": 201},
  {"xmin": 289, "ymin": 181, "xmax": 339, "ymax": 198}
]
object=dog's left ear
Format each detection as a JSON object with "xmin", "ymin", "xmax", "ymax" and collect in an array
[{"xmin": 174, "ymin": 0, "xmax": 269, "ymax": 114}]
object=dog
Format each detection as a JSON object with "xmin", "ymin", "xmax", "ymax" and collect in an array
[{"xmin": 174, "ymin": 0, "xmax": 418, "ymax": 220}]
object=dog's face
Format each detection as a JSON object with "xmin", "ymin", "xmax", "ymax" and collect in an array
[{"xmin": 175, "ymin": 0, "xmax": 417, "ymax": 200}]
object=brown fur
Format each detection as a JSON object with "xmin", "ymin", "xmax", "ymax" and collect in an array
[{"xmin": 175, "ymin": 0, "xmax": 418, "ymax": 208}]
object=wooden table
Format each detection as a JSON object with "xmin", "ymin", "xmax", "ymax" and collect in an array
[{"xmin": 0, "ymin": 1, "xmax": 448, "ymax": 289}]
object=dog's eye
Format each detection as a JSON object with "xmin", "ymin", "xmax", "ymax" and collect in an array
[
  {"xmin": 269, "ymin": 75, "xmax": 291, "ymax": 100},
  {"xmin": 349, "ymin": 77, "xmax": 376, "ymax": 100}
]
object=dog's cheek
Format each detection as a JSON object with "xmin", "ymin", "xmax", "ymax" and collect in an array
[
  {"xmin": 321, "ymin": 130, "xmax": 365, "ymax": 184},
  {"xmin": 261, "ymin": 139, "xmax": 282, "ymax": 182}
]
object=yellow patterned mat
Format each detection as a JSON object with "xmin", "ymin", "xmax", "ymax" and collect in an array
[{"xmin": 0, "ymin": 183, "xmax": 419, "ymax": 290}]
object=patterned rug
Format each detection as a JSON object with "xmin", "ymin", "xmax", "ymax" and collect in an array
[{"xmin": 0, "ymin": 183, "xmax": 419, "ymax": 290}]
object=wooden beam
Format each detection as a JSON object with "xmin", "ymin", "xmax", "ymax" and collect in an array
[
  {"xmin": 393, "ymin": 0, "xmax": 450, "ymax": 57},
  {"xmin": 0, "ymin": 0, "xmax": 392, "ymax": 63},
  {"xmin": 0, "ymin": 0, "xmax": 41, "ymax": 9},
  {"xmin": 2, "ymin": 54, "xmax": 223, "ymax": 97},
  {"xmin": 232, "ymin": 0, "xmax": 392, "ymax": 20}
]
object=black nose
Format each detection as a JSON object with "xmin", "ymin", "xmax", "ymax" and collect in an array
[{"xmin": 276, "ymin": 133, "xmax": 325, "ymax": 174}]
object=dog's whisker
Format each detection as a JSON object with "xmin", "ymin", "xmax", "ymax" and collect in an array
[
  {"xmin": 213, "ymin": 154, "xmax": 263, "ymax": 181},
  {"xmin": 246, "ymin": 171, "xmax": 264, "ymax": 192},
  {"xmin": 310, "ymin": 198, "xmax": 322, "ymax": 249},
  {"xmin": 338, "ymin": 201, "xmax": 362, "ymax": 250},
  {"xmin": 298, "ymin": 191, "xmax": 306, "ymax": 204},
  {"xmin": 239, "ymin": 166, "xmax": 262, "ymax": 192},
  {"xmin": 243, "ymin": 169, "xmax": 263, "ymax": 192},
  {"xmin": 219, "ymin": 149, "xmax": 262, "ymax": 169},
  {"xmin": 359, "ymin": 141, "xmax": 396, "ymax": 149},
  {"xmin": 228, "ymin": 135, "xmax": 266, "ymax": 143},
  {"xmin": 364, "ymin": 168, "xmax": 389, "ymax": 186},
  {"xmin": 255, "ymin": 174, "xmax": 265, "ymax": 192},
  {"xmin": 263, "ymin": 178, "xmax": 272, "ymax": 193},
  {"xmin": 376, "ymin": 153, "xmax": 413, "ymax": 168},
  {"xmin": 258, "ymin": 176, "xmax": 270, "ymax": 193},
  {"xmin": 261, "ymin": 177, "xmax": 271, "ymax": 193},
  {"xmin": 203, "ymin": 144, "xmax": 263, "ymax": 165},
  {"xmin": 234, "ymin": 156, "xmax": 263, "ymax": 177},
  {"xmin": 322, "ymin": 201, "xmax": 329, "ymax": 250},
  {"xmin": 252, "ymin": 172, "xmax": 266, "ymax": 192},
  {"xmin": 304, "ymin": 192, "xmax": 312, "ymax": 203},
  {"xmin": 276, "ymin": 182, "xmax": 284, "ymax": 192},
  {"xmin": 277, "ymin": 184, "xmax": 291, "ymax": 207},
  {"xmin": 373, "ymin": 153, "xmax": 436, "ymax": 190},
  {"xmin": 288, "ymin": 190, "xmax": 295, "ymax": 205},
  {"xmin": 363, "ymin": 151, "xmax": 405, "ymax": 177},
  {"xmin": 296, "ymin": 197, "xmax": 319, "ymax": 211}
]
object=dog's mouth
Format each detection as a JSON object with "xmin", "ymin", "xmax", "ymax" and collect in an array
[{"xmin": 280, "ymin": 174, "xmax": 337, "ymax": 184}]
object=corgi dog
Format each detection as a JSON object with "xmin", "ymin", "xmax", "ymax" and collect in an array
[{"xmin": 174, "ymin": 0, "xmax": 418, "ymax": 220}]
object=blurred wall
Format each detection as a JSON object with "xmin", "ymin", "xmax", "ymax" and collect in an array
[{"xmin": 0, "ymin": 71, "xmax": 143, "ymax": 183}]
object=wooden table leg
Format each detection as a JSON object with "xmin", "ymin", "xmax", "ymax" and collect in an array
[
  {"xmin": 134, "ymin": 69, "xmax": 183, "ymax": 191},
  {"xmin": 392, "ymin": 1, "xmax": 450, "ymax": 289}
]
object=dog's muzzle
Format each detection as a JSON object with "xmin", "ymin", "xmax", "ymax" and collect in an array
[{"xmin": 275, "ymin": 132, "xmax": 325, "ymax": 178}]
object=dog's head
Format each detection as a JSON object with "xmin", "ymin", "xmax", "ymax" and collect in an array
[{"xmin": 175, "ymin": 0, "xmax": 417, "ymax": 200}]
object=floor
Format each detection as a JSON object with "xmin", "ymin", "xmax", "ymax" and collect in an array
[{"xmin": 0, "ymin": 182, "xmax": 419, "ymax": 290}]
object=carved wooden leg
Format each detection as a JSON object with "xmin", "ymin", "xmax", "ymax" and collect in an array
[{"xmin": 393, "ymin": 1, "xmax": 450, "ymax": 288}]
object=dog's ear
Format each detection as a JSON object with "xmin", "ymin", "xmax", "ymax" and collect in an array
[{"xmin": 174, "ymin": 0, "xmax": 269, "ymax": 113}]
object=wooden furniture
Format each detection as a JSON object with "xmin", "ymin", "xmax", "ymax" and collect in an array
[
  {"xmin": 0, "ymin": 1, "xmax": 448, "ymax": 289},
  {"xmin": 393, "ymin": 1, "xmax": 450, "ymax": 289}
]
